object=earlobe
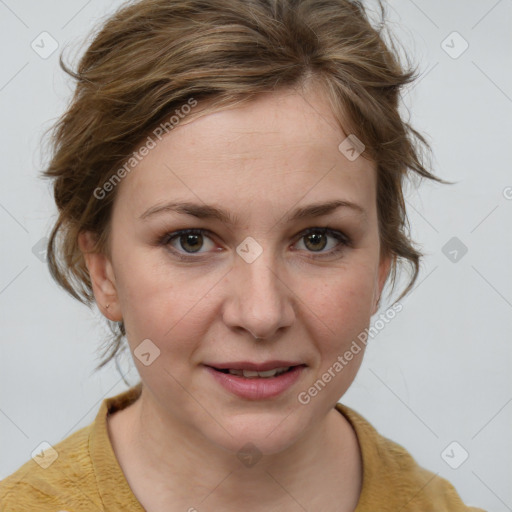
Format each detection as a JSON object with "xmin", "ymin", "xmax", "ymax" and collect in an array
[{"xmin": 78, "ymin": 231, "xmax": 122, "ymax": 322}]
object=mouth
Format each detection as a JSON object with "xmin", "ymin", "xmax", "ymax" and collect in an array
[
  {"xmin": 211, "ymin": 366, "xmax": 298, "ymax": 378},
  {"xmin": 204, "ymin": 360, "xmax": 306, "ymax": 377},
  {"xmin": 203, "ymin": 362, "xmax": 307, "ymax": 400}
]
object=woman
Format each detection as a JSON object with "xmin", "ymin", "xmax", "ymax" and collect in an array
[{"xmin": 0, "ymin": 0, "xmax": 487, "ymax": 510}]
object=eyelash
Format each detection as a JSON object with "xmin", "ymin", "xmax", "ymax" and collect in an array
[{"xmin": 157, "ymin": 227, "xmax": 351, "ymax": 262}]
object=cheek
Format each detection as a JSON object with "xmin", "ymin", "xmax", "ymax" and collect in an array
[
  {"xmin": 114, "ymin": 250, "xmax": 219, "ymax": 351},
  {"xmin": 309, "ymin": 263, "xmax": 377, "ymax": 340},
  {"xmin": 307, "ymin": 273, "xmax": 375, "ymax": 394},
  {"xmin": 308, "ymin": 272, "xmax": 375, "ymax": 392},
  {"xmin": 112, "ymin": 251, "xmax": 177, "ymax": 336}
]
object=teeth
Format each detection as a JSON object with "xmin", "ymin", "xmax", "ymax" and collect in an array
[
  {"xmin": 243, "ymin": 370, "xmax": 260, "ymax": 378},
  {"xmin": 227, "ymin": 367, "xmax": 291, "ymax": 378}
]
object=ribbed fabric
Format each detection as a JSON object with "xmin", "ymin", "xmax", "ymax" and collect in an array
[{"xmin": 1, "ymin": 383, "xmax": 486, "ymax": 511}]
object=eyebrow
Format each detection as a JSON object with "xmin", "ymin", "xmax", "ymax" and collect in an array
[{"xmin": 139, "ymin": 199, "xmax": 366, "ymax": 224}]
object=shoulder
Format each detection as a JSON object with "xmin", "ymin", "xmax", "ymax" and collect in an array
[
  {"xmin": 1, "ymin": 384, "xmax": 143, "ymax": 512},
  {"xmin": 335, "ymin": 403, "xmax": 487, "ymax": 512},
  {"xmin": 0, "ymin": 424, "xmax": 101, "ymax": 512}
]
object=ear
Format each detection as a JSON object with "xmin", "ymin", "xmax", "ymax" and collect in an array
[
  {"xmin": 78, "ymin": 231, "xmax": 122, "ymax": 322},
  {"xmin": 372, "ymin": 251, "xmax": 392, "ymax": 316}
]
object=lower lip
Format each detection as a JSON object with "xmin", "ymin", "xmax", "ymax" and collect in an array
[{"xmin": 204, "ymin": 365, "xmax": 305, "ymax": 400}]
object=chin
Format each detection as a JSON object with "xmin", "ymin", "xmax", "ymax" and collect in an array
[{"xmin": 202, "ymin": 406, "xmax": 313, "ymax": 458}]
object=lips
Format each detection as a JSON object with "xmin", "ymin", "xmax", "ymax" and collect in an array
[{"xmin": 204, "ymin": 363, "xmax": 306, "ymax": 400}]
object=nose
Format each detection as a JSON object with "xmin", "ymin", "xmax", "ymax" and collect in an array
[{"xmin": 222, "ymin": 246, "xmax": 295, "ymax": 341}]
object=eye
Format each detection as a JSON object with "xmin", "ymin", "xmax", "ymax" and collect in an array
[
  {"xmin": 293, "ymin": 227, "xmax": 350, "ymax": 258},
  {"xmin": 161, "ymin": 229, "xmax": 217, "ymax": 257}
]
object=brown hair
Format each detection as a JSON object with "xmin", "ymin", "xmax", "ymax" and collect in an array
[{"xmin": 43, "ymin": 0, "xmax": 447, "ymax": 370}]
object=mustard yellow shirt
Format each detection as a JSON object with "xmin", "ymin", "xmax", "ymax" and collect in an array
[{"xmin": 0, "ymin": 384, "xmax": 486, "ymax": 511}]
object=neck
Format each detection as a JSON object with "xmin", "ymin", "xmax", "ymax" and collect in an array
[{"xmin": 108, "ymin": 387, "xmax": 362, "ymax": 512}]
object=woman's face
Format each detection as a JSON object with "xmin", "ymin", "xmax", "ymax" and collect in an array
[{"xmin": 87, "ymin": 85, "xmax": 390, "ymax": 455}]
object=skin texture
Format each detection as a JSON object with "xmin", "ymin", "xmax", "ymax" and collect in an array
[{"xmin": 80, "ymin": 83, "xmax": 391, "ymax": 511}]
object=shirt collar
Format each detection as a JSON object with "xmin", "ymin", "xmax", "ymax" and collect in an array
[{"xmin": 89, "ymin": 382, "xmax": 145, "ymax": 511}]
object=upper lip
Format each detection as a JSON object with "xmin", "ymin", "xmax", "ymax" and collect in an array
[{"xmin": 205, "ymin": 361, "xmax": 305, "ymax": 371}]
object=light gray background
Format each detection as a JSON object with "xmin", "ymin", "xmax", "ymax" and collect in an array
[{"xmin": 1, "ymin": 1, "xmax": 511, "ymax": 510}]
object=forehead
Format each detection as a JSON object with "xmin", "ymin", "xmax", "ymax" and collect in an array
[{"xmin": 113, "ymin": 87, "xmax": 377, "ymax": 222}]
